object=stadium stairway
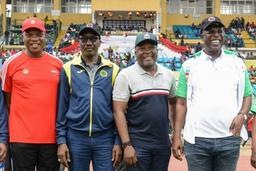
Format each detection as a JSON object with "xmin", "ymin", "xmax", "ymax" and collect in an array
[
  {"xmin": 54, "ymin": 30, "xmax": 66, "ymax": 48},
  {"xmin": 241, "ymin": 31, "xmax": 256, "ymax": 48}
]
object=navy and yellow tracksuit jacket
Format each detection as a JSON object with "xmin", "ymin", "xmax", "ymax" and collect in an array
[{"xmin": 56, "ymin": 55, "xmax": 120, "ymax": 145}]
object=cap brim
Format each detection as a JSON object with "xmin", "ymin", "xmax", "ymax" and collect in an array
[
  {"xmin": 22, "ymin": 26, "xmax": 45, "ymax": 32},
  {"xmin": 79, "ymin": 28, "xmax": 100, "ymax": 37},
  {"xmin": 203, "ymin": 22, "xmax": 225, "ymax": 30},
  {"xmin": 136, "ymin": 39, "xmax": 158, "ymax": 47}
]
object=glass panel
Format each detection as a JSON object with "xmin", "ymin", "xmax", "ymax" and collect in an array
[
  {"xmin": 61, "ymin": 0, "xmax": 67, "ymax": 13},
  {"xmin": 43, "ymin": 0, "xmax": 52, "ymax": 13},
  {"xmin": 221, "ymin": 0, "xmax": 232, "ymax": 14},
  {"xmin": 69, "ymin": 0, "xmax": 77, "ymax": 13},
  {"xmin": 244, "ymin": 1, "xmax": 253, "ymax": 14},
  {"xmin": 168, "ymin": 0, "xmax": 179, "ymax": 13},
  {"xmin": 221, "ymin": 0, "xmax": 256, "ymax": 14},
  {"xmin": 206, "ymin": 7, "xmax": 212, "ymax": 14},
  {"xmin": 168, "ymin": 0, "xmax": 211, "ymax": 14},
  {"xmin": 78, "ymin": 0, "xmax": 91, "ymax": 14}
]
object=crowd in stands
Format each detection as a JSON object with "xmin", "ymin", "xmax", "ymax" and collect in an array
[
  {"xmin": 58, "ymin": 23, "xmax": 81, "ymax": 49},
  {"xmin": 104, "ymin": 47, "xmax": 135, "ymax": 68},
  {"xmin": 173, "ymin": 19, "xmax": 245, "ymax": 48},
  {"xmin": 225, "ymin": 17, "xmax": 244, "ymax": 48},
  {"xmin": 102, "ymin": 24, "xmax": 146, "ymax": 33},
  {"xmin": 0, "ymin": 49, "xmax": 20, "ymax": 58},
  {"xmin": 0, "ymin": 46, "xmax": 136, "ymax": 69},
  {"xmin": 230, "ymin": 17, "xmax": 245, "ymax": 32},
  {"xmin": 229, "ymin": 17, "xmax": 256, "ymax": 45},
  {"xmin": 59, "ymin": 23, "xmax": 158, "ymax": 50},
  {"xmin": 4, "ymin": 16, "xmax": 59, "ymax": 49},
  {"xmin": 173, "ymin": 24, "xmax": 201, "ymax": 39},
  {"xmin": 3, "ymin": 18, "xmax": 256, "ymax": 72},
  {"xmin": 0, "ymin": 48, "xmax": 74, "ymax": 64},
  {"xmin": 246, "ymin": 21, "xmax": 256, "ymax": 40}
]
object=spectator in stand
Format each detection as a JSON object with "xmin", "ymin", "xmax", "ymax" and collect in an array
[
  {"xmin": 194, "ymin": 42, "xmax": 202, "ymax": 53},
  {"xmin": 191, "ymin": 22, "xmax": 197, "ymax": 30},
  {"xmin": 1, "ymin": 17, "xmax": 63, "ymax": 171},
  {"xmin": 44, "ymin": 15, "xmax": 49, "ymax": 24},
  {"xmin": 179, "ymin": 38, "xmax": 185, "ymax": 46},
  {"xmin": 241, "ymin": 17, "xmax": 245, "ymax": 30},
  {"xmin": 252, "ymin": 22, "xmax": 256, "ymax": 28},
  {"xmin": 246, "ymin": 22, "xmax": 250, "ymax": 32},
  {"xmin": 108, "ymin": 46, "xmax": 114, "ymax": 62},
  {"xmin": 173, "ymin": 16, "xmax": 252, "ymax": 171},
  {"xmin": 175, "ymin": 29, "xmax": 183, "ymax": 39},
  {"xmin": 4, "ymin": 31, "xmax": 9, "ymax": 45},
  {"xmin": 226, "ymin": 38, "xmax": 232, "ymax": 48},
  {"xmin": 126, "ymin": 52, "xmax": 135, "ymax": 67},
  {"xmin": 171, "ymin": 57, "xmax": 176, "ymax": 71}
]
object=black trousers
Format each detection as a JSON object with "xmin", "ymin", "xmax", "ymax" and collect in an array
[
  {"xmin": 10, "ymin": 143, "xmax": 59, "ymax": 171},
  {"xmin": 4, "ymin": 145, "xmax": 12, "ymax": 171}
]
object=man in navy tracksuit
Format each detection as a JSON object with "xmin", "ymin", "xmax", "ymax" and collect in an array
[{"xmin": 56, "ymin": 24, "xmax": 121, "ymax": 171}]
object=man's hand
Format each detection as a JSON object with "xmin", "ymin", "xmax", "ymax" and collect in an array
[
  {"xmin": 172, "ymin": 134, "xmax": 184, "ymax": 161},
  {"xmin": 251, "ymin": 149, "xmax": 256, "ymax": 169},
  {"xmin": 124, "ymin": 145, "xmax": 137, "ymax": 166},
  {"xmin": 229, "ymin": 114, "xmax": 245, "ymax": 136},
  {"xmin": 112, "ymin": 145, "xmax": 122, "ymax": 167},
  {"xmin": 57, "ymin": 144, "xmax": 71, "ymax": 168},
  {"xmin": 0, "ymin": 143, "xmax": 7, "ymax": 162}
]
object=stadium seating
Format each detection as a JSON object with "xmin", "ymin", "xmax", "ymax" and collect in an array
[
  {"xmin": 173, "ymin": 25, "xmax": 200, "ymax": 39},
  {"xmin": 5, "ymin": 23, "xmax": 59, "ymax": 49}
]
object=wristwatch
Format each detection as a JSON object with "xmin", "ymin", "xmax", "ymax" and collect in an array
[
  {"xmin": 238, "ymin": 112, "xmax": 248, "ymax": 120},
  {"xmin": 122, "ymin": 141, "xmax": 132, "ymax": 149}
]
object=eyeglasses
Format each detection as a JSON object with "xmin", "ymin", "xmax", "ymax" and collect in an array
[
  {"xmin": 204, "ymin": 29, "xmax": 224, "ymax": 35},
  {"xmin": 79, "ymin": 36, "xmax": 99, "ymax": 43}
]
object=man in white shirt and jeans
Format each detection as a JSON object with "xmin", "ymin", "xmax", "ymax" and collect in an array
[{"xmin": 172, "ymin": 16, "xmax": 252, "ymax": 171}]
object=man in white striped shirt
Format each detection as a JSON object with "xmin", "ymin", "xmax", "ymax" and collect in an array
[{"xmin": 113, "ymin": 33, "xmax": 176, "ymax": 171}]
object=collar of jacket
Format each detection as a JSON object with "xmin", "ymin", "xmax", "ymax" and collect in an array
[{"xmin": 71, "ymin": 54, "xmax": 114, "ymax": 68}]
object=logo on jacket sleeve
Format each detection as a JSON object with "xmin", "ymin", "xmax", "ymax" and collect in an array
[{"xmin": 100, "ymin": 70, "xmax": 108, "ymax": 77}]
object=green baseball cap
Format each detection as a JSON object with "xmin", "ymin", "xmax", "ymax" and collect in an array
[{"xmin": 135, "ymin": 33, "xmax": 158, "ymax": 47}]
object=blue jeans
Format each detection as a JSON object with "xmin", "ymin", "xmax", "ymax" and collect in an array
[
  {"xmin": 184, "ymin": 136, "xmax": 241, "ymax": 171},
  {"xmin": 126, "ymin": 146, "xmax": 171, "ymax": 171},
  {"xmin": 67, "ymin": 129, "xmax": 114, "ymax": 171}
]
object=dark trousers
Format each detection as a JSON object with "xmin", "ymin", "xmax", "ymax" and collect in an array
[
  {"xmin": 10, "ymin": 143, "xmax": 59, "ymax": 171},
  {"xmin": 126, "ymin": 146, "xmax": 171, "ymax": 171}
]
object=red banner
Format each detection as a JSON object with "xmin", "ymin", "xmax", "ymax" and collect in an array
[
  {"xmin": 59, "ymin": 42, "xmax": 80, "ymax": 54},
  {"xmin": 159, "ymin": 37, "xmax": 188, "ymax": 53}
]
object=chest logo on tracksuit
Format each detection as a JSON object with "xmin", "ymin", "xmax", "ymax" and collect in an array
[
  {"xmin": 22, "ymin": 68, "xmax": 29, "ymax": 75},
  {"xmin": 77, "ymin": 70, "xmax": 84, "ymax": 74},
  {"xmin": 100, "ymin": 70, "xmax": 108, "ymax": 77}
]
